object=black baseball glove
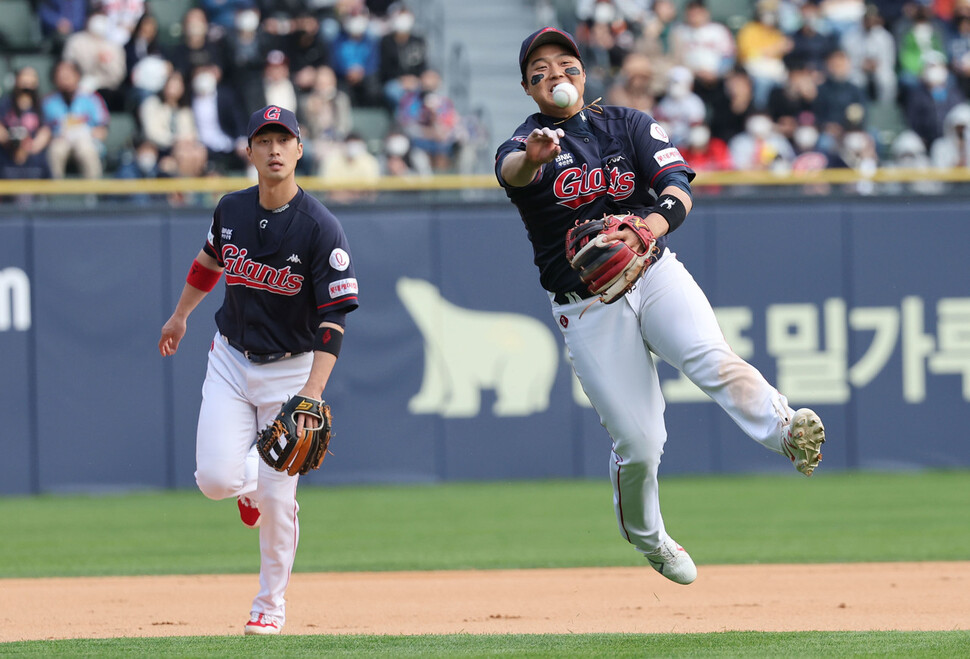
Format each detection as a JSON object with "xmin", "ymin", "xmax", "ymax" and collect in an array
[
  {"xmin": 565, "ymin": 213, "xmax": 661, "ymax": 305},
  {"xmin": 256, "ymin": 395, "xmax": 333, "ymax": 476}
]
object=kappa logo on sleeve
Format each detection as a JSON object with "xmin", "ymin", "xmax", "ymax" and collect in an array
[
  {"xmin": 329, "ymin": 248, "xmax": 350, "ymax": 271},
  {"xmin": 329, "ymin": 278, "xmax": 358, "ymax": 298},
  {"xmin": 654, "ymin": 147, "xmax": 684, "ymax": 166}
]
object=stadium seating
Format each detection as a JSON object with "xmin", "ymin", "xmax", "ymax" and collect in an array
[{"xmin": 0, "ymin": 0, "xmax": 44, "ymax": 53}]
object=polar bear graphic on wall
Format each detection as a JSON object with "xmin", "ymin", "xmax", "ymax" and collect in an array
[{"xmin": 397, "ymin": 277, "xmax": 559, "ymax": 417}]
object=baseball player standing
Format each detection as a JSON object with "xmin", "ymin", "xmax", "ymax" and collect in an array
[
  {"xmin": 158, "ymin": 105, "xmax": 358, "ymax": 633},
  {"xmin": 496, "ymin": 28, "xmax": 825, "ymax": 584}
]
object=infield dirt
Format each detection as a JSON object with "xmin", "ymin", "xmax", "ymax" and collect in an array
[{"xmin": 2, "ymin": 562, "xmax": 969, "ymax": 640}]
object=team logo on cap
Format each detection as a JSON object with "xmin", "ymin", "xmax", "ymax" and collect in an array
[{"xmin": 265, "ymin": 106, "xmax": 282, "ymax": 120}]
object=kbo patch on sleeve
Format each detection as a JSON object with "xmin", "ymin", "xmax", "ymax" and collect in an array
[
  {"xmin": 650, "ymin": 123, "xmax": 669, "ymax": 143},
  {"xmin": 329, "ymin": 248, "xmax": 350, "ymax": 271}
]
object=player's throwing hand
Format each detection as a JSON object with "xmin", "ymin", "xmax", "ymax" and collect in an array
[{"xmin": 525, "ymin": 127, "xmax": 565, "ymax": 165}]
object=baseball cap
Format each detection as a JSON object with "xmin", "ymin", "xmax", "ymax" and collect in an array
[
  {"xmin": 518, "ymin": 27, "xmax": 582, "ymax": 79},
  {"xmin": 247, "ymin": 105, "xmax": 301, "ymax": 140}
]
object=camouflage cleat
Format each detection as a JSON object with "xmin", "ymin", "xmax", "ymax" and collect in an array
[{"xmin": 783, "ymin": 408, "xmax": 825, "ymax": 476}]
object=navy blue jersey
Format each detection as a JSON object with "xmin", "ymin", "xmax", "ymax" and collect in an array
[
  {"xmin": 495, "ymin": 105, "xmax": 695, "ymax": 296},
  {"xmin": 202, "ymin": 186, "xmax": 359, "ymax": 354}
]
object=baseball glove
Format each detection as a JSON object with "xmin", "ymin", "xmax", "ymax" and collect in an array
[
  {"xmin": 256, "ymin": 395, "xmax": 333, "ymax": 476},
  {"xmin": 565, "ymin": 213, "xmax": 661, "ymax": 305}
]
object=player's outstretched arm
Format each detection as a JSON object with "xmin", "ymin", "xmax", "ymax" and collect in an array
[
  {"xmin": 501, "ymin": 127, "xmax": 565, "ymax": 187},
  {"xmin": 158, "ymin": 250, "xmax": 223, "ymax": 357}
]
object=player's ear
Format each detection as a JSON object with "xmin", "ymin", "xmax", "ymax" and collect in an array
[
  {"xmin": 296, "ymin": 140, "xmax": 303, "ymax": 160},
  {"xmin": 521, "ymin": 79, "xmax": 531, "ymax": 96}
]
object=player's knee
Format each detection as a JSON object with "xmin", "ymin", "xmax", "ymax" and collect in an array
[{"xmin": 195, "ymin": 470, "xmax": 243, "ymax": 501}]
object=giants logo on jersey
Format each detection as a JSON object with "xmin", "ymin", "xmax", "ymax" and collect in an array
[
  {"xmin": 222, "ymin": 244, "xmax": 303, "ymax": 295},
  {"xmin": 553, "ymin": 164, "xmax": 636, "ymax": 210}
]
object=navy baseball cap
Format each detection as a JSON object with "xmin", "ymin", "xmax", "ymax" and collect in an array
[
  {"xmin": 247, "ymin": 105, "xmax": 301, "ymax": 140},
  {"xmin": 519, "ymin": 27, "xmax": 582, "ymax": 79}
]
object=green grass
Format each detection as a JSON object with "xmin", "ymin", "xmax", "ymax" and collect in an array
[
  {"xmin": 2, "ymin": 472, "xmax": 969, "ymax": 655},
  {"xmin": 1, "ymin": 471, "xmax": 968, "ymax": 578},
  {"xmin": 2, "ymin": 631, "xmax": 970, "ymax": 657}
]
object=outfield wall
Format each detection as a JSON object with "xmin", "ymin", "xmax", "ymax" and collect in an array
[{"xmin": 1, "ymin": 197, "xmax": 968, "ymax": 494}]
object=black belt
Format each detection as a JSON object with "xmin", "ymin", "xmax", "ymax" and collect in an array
[{"xmin": 222, "ymin": 335, "xmax": 302, "ymax": 364}]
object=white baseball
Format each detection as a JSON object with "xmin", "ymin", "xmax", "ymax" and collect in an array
[{"xmin": 552, "ymin": 82, "xmax": 579, "ymax": 108}]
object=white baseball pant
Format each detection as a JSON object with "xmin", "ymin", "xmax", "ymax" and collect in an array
[
  {"xmin": 552, "ymin": 250, "xmax": 794, "ymax": 554},
  {"xmin": 195, "ymin": 332, "xmax": 314, "ymax": 622}
]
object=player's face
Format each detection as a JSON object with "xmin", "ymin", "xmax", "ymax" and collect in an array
[
  {"xmin": 522, "ymin": 44, "xmax": 586, "ymax": 116},
  {"xmin": 247, "ymin": 129, "xmax": 303, "ymax": 181}
]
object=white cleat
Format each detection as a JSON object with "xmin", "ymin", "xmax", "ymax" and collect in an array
[
  {"xmin": 783, "ymin": 408, "xmax": 826, "ymax": 476},
  {"xmin": 645, "ymin": 536, "xmax": 697, "ymax": 585},
  {"xmin": 244, "ymin": 612, "xmax": 283, "ymax": 635}
]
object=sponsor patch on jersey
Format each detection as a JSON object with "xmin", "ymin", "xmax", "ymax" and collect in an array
[
  {"xmin": 329, "ymin": 278, "xmax": 358, "ymax": 298},
  {"xmin": 654, "ymin": 147, "xmax": 684, "ymax": 166},
  {"xmin": 650, "ymin": 123, "xmax": 669, "ymax": 143},
  {"xmin": 329, "ymin": 248, "xmax": 350, "ymax": 271},
  {"xmin": 221, "ymin": 227, "xmax": 233, "ymax": 241},
  {"xmin": 555, "ymin": 151, "xmax": 574, "ymax": 167}
]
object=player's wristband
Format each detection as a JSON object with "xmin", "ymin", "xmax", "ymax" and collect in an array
[
  {"xmin": 186, "ymin": 258, "xmax": 221, "ymax": 292},
  {"xmin": 650, "ymin": 194, "xmax": 687, "ymax": 234},
  {"xmin": 314, "ymin": 325, "xmax": 343, "ymax": 357}
]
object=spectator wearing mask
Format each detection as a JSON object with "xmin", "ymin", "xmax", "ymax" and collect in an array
[
  {"xmin": 680, "ymin": 122, "xmax": 733, "ymax": 171},
  {"xmin": 42, "ymin": 58, "xmax": 110, "ymax": 179},
  {"xmin": 815, "ymin": 49, "xmax": 868, "ymax": 144},
  {"xmin": 115, "ymin": 137, "xmax": 165, "ymax": 204},
  {"xmin": 189, "ymin": 64, "xmax": 249, "ymax": 173},
  {"xmin": 653, "ymin": 65, "xmax": 706, "ymax": 146},
  {"xmin": 139, "ymin": 69, "xmax": 199, "ymax": 156},
  {"xmin": 318, "ymin": 132, "xmax": 380, "ymax": 203},
  {"xmin": 785, "ymin": 0, "xmax": 840, "ymax": 72},
  {"xmin": 380, "ymin": 128, "xmax": 431, "ymax": 176},
  {"xmin": 95, "ymin": 0, "xmax": 145, "ymax": 47},
  {"xmin": 947, "ymin": 5, "xmax": 970, "ymax": 98},
  {"xmin": 904, "ymin": 53, "xmax": 966, "ymax": 148},
  {"xmin": 736, "ymin": 0, "xmax": 793, "ymax": 108},
  {"xmin": 887, "ymin": 128, "xmax": 943, "ymax": 194},
  {"xmin": 0, "ymin": 67, "xmax": 53, "ymax": 179},
  {"xmin": 379, "ymin": 5, "xmax": 428, "ymax": 111},
  {"xmin": 167, "ymin": 8, "xmax": 223, "ymax": 81},
  {"xmin": 262, "ymin": 50, "xmax": 299, "ymax": 114},
  {"xmin": 728, "ymin": 112, "xmax": 795, "ymax": 171},
  {"xmin": 930, "ymin": 102, "xmax": 970, "ymax": 166},
  {"xmin": 330, "ymin": 8, "xmax": 382, "ymax": 107},
  {"xmin": 711, "ymin": 66, "xmax": 757, "ymax": 142},
  {"xmin": 299, "ymin": 64, "xmax": 353, "ymax": 172},
  {"xmin": 843, "ymin": 3, "xmax": 898, "ymax": 105},
  {"xmin": 221, "ymin": 6, "xmax": 268, "ymax": 114},
  {"xmin": 897, "ymin": 3, "xmax": 948, "ymax": 96},
  {"xmin": 670, "ymin": 0, "xmax": 736, "ymax": 77},
  {"xmin": 201, "ymin": 0, "xmax": 257, "ymax": 32},
  {"xmin": 62, "ymin": 9, "xmax": 128, "ymax": 111},
  {"xmin": 767, "ymin": 64, "xmax": 820, "ymax": 143},
  {"xmin": 395, "ymin": 68, "xmax": 461, "ymax": 172}
]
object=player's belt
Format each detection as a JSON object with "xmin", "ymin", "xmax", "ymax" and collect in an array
[
  {"xmin": 553, "ymin": 289, "xmax": 593, "ymax": 305},
  {"xmin": 222, "ymin": 335, "xmax": 302, "ymax": 364}
]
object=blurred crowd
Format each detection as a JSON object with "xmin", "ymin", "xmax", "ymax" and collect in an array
[
  {"xmin": 0, "ymin": 0, "xmax": 480, "ymax": 197},
  {"xmin": 539, "ymin": 0, "xmax": 970, "ymax": 188},
  {"xmin": 5, "ymin": 0, "xmax": 970, "ymax": 198}
]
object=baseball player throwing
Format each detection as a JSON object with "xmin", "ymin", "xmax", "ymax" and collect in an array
[
  {"xmin": 496, "ymin": 28, "xmax": 825, "ymax": 584},
  {"xmin": 158, "ymin": 106, "xmax": 358, "ymax": 633}
]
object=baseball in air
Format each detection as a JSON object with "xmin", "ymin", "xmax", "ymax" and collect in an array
[{"xmin": 552, "ymin": 82, "xmax": 579, "ymax": 108}]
